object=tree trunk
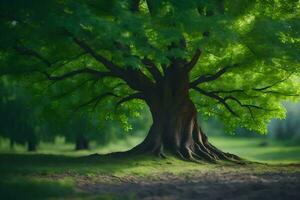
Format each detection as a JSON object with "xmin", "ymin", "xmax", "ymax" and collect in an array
[
  {"xmin": 105, "ymin": 67, "xmax": 243, "ymax": 164},
  {"xmin": 112, "ymin": 67, "xmax": 242, "ymax": 163},
  {"xmin": 27, "ymin": 140, "xmax": 37, "ymax": 152},
  {"xmin": 10, "ymin": 139, "xmax": 14, "ymax": 150},
  {"xmin": 75, "ymin": 136, "xmax": 89, "ymax": 150},
  {"xmin": 127, "ymin": 97, "xmax": 241, "ymax": 163}
]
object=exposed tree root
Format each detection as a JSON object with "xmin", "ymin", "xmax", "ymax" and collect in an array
[
  {"xmin": 88, "ymin": 99, "xmax": 245, "ymax": 165},
  {"xmin": 93, "ymin": 133, "xmax": 245, "ymax": 165}
]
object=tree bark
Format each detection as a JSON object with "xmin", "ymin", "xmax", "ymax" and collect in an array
[
  {"xmin": 75, "ymin": 136, "xmax": 89, "ymax": 150},
  {"xmin": 127, "ymin": 96, "xmax": 241, "ymax": 163},
  {"xmin": 10, "ymin": 139, "xmax": 14, "ymax": 150},
  {"xmin": 110, "ymin": 67, "xmax": 242, "ymax": 163},
  {"xmin": 27, "ymin": 140, "xmax": 37, "ymax": 152}
]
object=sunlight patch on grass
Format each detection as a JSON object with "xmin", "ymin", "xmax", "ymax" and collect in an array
[
  {"xmin": 210, "ymin": 137, "xmax": 300, "ymax": 164},
  {"xmin": 0, "ymin": 177, "xmax": 76, "ymax": 200}
]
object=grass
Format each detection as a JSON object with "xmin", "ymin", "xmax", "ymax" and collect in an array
[
  {"xmin": 0, "ymin": 177, "xmax": 75, "ymax": 200},
  {"xmin": 1, "ymin": 136, "xmax": 299, "ymax": 163},
  {"xmin": 0, "ymin": 154, "xmax": 210, "ymax": 200},
  {"xmin": 0, "ymin": 136, "xmax": 144, "ymax": 156},
  {"xmin": 0, "ymin": 136, "xmax": 299, "ymax": 199},
  {"xmin": 210, "ymin": 137, "xmax": 300, "ymax": 164}
]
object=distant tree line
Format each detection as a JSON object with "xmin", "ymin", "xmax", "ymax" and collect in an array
[
  {"xmin": 0, "ymin": 77, "xmax": 149, "ymax": 151},
  {"xmin": 201, "ymin": 102, "xmax": 300, "ymax": 143},
  {"xmin": 1, "ymin": 76, "xmax": 299, "ymax": 153},
  {"xmin": 269, "ymin": 103, "xmax": 300, "ymax": 141}
]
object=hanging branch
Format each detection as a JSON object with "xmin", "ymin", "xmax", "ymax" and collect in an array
[
  {"xmin": 185, "ymin": 49, "xmax": 202, "ymax": 72},
  {"xmin": 42, "ymin": 68, "xmax": 115, "ymax": 81},
  {"xmin": 192, "ymin": 87, "xmax": 271, "ymax": 119},
  {"xmin": 74, "ymin": 92, "xmax": 119, "ymax": 111},
  {"xmin": 116, "ymin": 92, "xmax": 144, "ymax": 108},
  {"xmin": 192, "ymin": 87, "xmax": 238, "ymax": 117},
  {"xmin": 190, "ymin": 63, "xmax": 240, "ymax": 87},
  {"xmin": 142, "ymin": 58, "xmax": 163, "ymax": 82}
]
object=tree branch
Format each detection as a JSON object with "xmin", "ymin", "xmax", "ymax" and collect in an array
[
  {"xmin": 52, "ymin": 78, "xmax": 94, "ymax": 99},
  {"xmin": 252, "ymin": 74, "xmax": 299, "ymax": 97},
  {"xmin": 142, "ymin": 58, "xmax": 163, "ymax": 82},
  {"xmin": 65, "ymin": 30, "xmax": 154, "ymax": 91},
  {"xmin": 190, "ymin": 63, "xmax": 239, "ymax": 87},
  {"xmin": 14, "ymin": 44, "xmax": 112, "ymax": 82},
  {"xmin": 255, "ymin": 90, "xmax": 299, "ymax": 97},
  {"xmin": 50, "ymin": 52, "xmax": 86, "ymax": 67},
  {"xmin": 209, "ymin": 89, "xmax": 260, "ymax": 98},
  {"xmin": 64, "ymin": 30, "xmax": 123, "ymax": 76},
  {"xmin": 116, "ymin": 92, "xmax": 144, "ymax": 108},
  {"xmin": 129, "ymin": 0, "xmax": 141, "ymax": 12},
  {"xmin": 223, "ymin": 96, "xmax": 266, "ymax": 111},
  {"xmin": 192, "ymin": 87, "xmax": 271, "ymax": 119},
  {"xmin": 14, "ymin": 44, "xmax": 51, "ymax": 67},
  {"xmin": 209, "ymin": 89, "xmax": 245, "ymax": 94},
  {"xmin": 223, "ymin": 95, "xmax": 271, "ymax": 122},
  {"xmin": 253, "ymin": 74, "xmax": 293, "ymax": 91},
  {"xmin": 145, "ymin": 0, "xmax": 155, "ymax": 14},
  {"xmin": 185, "ymin": 49, "xmax": 202, "ymax": 72},
  {"xmin": 42, "ymin": 68, "xmax": 115, "ymax": 81},
  {"xmin": 192, "ymin": 87, "xmax": 238, "ymax": 117},
  {"xmin": 74, "ymin": 92, "xmax": 119, "ymax": 111},
  {"xmin": 14, "ymin": 42, "xmax": 88, "ymax": 72}
]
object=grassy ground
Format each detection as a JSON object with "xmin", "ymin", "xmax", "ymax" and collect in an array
[
  {"xmin": 211, "ymin": 137, "xmax": 300, "ymax": 164},
  {"xmin": 0, "ymin": 136, "xmax": 299, "ymax": 199}
]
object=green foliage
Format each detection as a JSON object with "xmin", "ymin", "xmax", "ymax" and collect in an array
[
  {"xmin": 1, "ymin": 136, "xmax": 300, "ymax": 199},
  {"xmin": 0, "ymin": 78, "xmax": 38, "ymax": 147},
  {"xmin": 0, "ymin": 177, "xmax": 75, "ymax": 200},
  {"xmin": 269, "ymin": 102, "xmax": 300, "ymax": 140},
  {"xmin": 0, "ymin": 0, "xmax": 299, "ymax": 134},
  {"xmin": 0, "ymin": 76, "xmax": 147, "ymax": 149}
]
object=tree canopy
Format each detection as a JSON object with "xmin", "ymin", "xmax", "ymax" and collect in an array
[{"xmin": 0, "ymin": 0, "xmax": 299, "ymax": 134}]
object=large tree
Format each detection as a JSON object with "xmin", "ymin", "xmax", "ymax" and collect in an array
[
  {"xmin": 0, "ymin": 0, "xmax": 299, "ymax": 162},
  {"xmin": 0, "ymin": 78, "xmax": 39, "ymax": 151}
]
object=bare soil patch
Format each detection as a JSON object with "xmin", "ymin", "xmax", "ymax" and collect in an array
[{"xmin": 76, "ymin": 164, "xmax": 300, "ymax": 200}]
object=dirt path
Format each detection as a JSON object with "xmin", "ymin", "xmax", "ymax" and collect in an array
[{"xmin": 77, "ymin": 165, "xmax": 300, "ymax": 200}]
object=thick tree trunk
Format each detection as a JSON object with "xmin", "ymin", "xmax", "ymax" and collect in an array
[
  {"xmin": 127, "ymin": 97, "xmax": 241, "ymax": 163},
  {"xmin": 10, "ymin": 139, "xmax": 14, "ymax": 150},
  {"xmin": 111, "ymin": 67, "xmax": 242, "ymax": 163},
  {"xmin": 75, "ymin": 136, "xmax": 89, "ymax": 150},
  {"xmin": 27, "ymin": 140, "xmax": 37, "ymax": 152},
  {"xmin": 103, "ymin": 66, "xmax": 243, "ymax": 163}
]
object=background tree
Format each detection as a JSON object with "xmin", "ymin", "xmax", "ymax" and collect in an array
[
  {"xmin": 0, "ymin": 0, "xmax": 299, "ymax": 162},
  {"xmin": 0, "ymin": 78, "xmax": 38, "ymax": 151},
  {"xmin": 62, "ymin": 113, "xmax": 102, "ymax": 150},
  {"xmin": 269, "ymin": 103, "xmax": 300, "ymax": 141}
]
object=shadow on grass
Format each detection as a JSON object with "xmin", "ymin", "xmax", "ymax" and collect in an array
[
  {"xmin": 254, "ymin": 149, "xmax": 300, "ymax": 162},
  {"xmin": 1, "ymin": 152, "xmax": 300, "ymax": 200},
  {"xmin": 0, "ymin": 153, "xmax": 178, "ymax": 177},
  {"xmin": 0, "ymin": 153, "xmax": 149, "ymax": 199},
  {"xmin": 0, "ymin": 177, "xmax": 75, "ymax": 200},
  {"xmin": 80, "ymin": 177, "xmax": 300, "ymax": 200}
]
